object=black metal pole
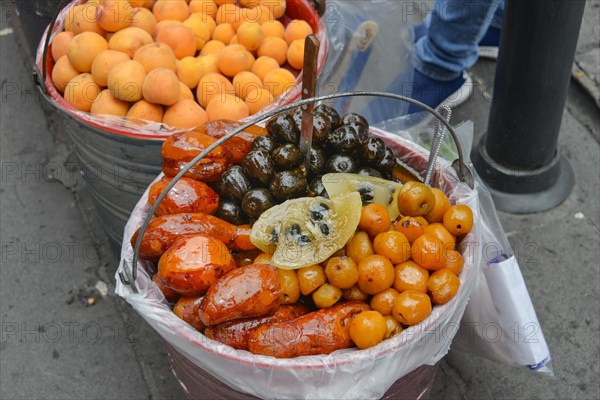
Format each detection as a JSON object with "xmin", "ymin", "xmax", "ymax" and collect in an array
[{"xmin": 473, "ymin": 0, "xmax": 585, "ymax": 213}]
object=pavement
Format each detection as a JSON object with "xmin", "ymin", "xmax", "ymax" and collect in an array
[{"xmin": 1, "ymin": 1, "xmax": 599, "ymax": 399}]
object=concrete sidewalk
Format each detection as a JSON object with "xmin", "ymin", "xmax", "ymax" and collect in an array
[{"xmin": 1, "ymin": 3, "xmax": 599, "ymax": 400}]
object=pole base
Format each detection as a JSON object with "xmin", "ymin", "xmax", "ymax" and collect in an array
[{"xmin": 473, "ymin": 134, "xmax": 575, "ymax": 214}]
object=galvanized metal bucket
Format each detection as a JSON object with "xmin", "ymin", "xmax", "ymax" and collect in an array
[{"xmin": 33, "ymin": 0, "xmax": 327, "ymax": 244}]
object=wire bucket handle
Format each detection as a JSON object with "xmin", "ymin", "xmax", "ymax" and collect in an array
[{"xmin": 119, "ymin": 91, "xmax": 475, "ymax": 292}]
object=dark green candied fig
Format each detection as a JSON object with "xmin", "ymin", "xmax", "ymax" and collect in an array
[
  {"xmin": 241, "ymin": 188, "xmax": 275, "ymax": 218},
  {"xmin": 315, "ymin": 104, "xmax": 341, "ymax": 129},
  {"xmin": 216, "ymin": 165, "xmax": 252, "ymax": 201},
  {"xmin": 269, "ymin": 170, "xmax": 308, "ymax": 201},
  {"xmin": 326, "ymin": 125, "xmax": 362, "ymax": 154},
  {"xmin": 379, "ymin": 146, "xmax": 396, "ymax": 171},
  {"xmin": 252, "ymin": 136, "xmax": 277, "ymax": 153},
  {"xmin": 344, "ymin": 121, "xmax": 369, "ymax": 144},
  {"xmin": 311, "ymin": 112, "xmax": 333, "ymax": 146},
  {"xmin": 359, "ymin": 137, "xmax": 386, "ymax": 164},
  {"xmin": 308, "ymin": 147, "xmax": 326, "ymax": 177},
  {"xmin": 357, "ymin": 167, "xmax": 383, "ymax": 178},
  {"xmin": 308, "ymin": 176, "xmax": 328, "ymax": 198},
  {"xmin": 215, "ymin": 200, "xmax": 247, "ymax": 225},
  {"xmin": 266, "ymin": 113, "xmax": 300, "ymax": 144},
  {"xmin": 243, "ymin": 150, "xmax": 275, "ymax": 186},
  {"xmin": 289, "ymin": 109, "xmax": 332, "ymax": 147},
  {"xmin": 341, "ymin": 112, "xmax": 369, "ymax": 128},
  {"xmin": 272, "ymin": 144, "xmax": 302, "ymax": 170},
  {"xmin": 325, "ymin": 154, "xmax": 358, "ymax": 174}
]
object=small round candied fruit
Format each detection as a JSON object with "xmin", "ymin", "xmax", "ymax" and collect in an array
[
  {"xmin": 345, "ymin": 231, "xmax": 374, "ymax": 264},
  {"xmin": 373, "ymin": 231, "xmax": 411, "ymax": 264},
  {"xmin": 397, "ymin": 181, "xmax": 436, "ymax": 217},
  {"xmin": 296, "ymin": 264, "xmax": 327, "ymax": 295},
  {"xmin": 312, "ymin": 283, "xmax": 343, "ymax": 309},
  {"xmin": 392, "ymin": 289, "xmax": 432, "ymax": 326},
  {"xmin": 393, "ymin": 260, "xmax": 429, "ymax": 293},
  {"xmin": 370, "ymin": 288, "xmax": 400, "ymax": 316},
  {"xmin": 427, "ymin": 268, "xmax": 460, "ymax": 304},
  {"xmin": 324, "ymin": 256, "xmax": 359, "ymax": 289},
  {"xmin": 349, "ymin": 310, "xmax": 387, "ymax": 350},
  {"xmin": 395, "ymin": 216, "xmax": 428, "ymax": 243},
  {"xmin": 443, "ymin": 205, "xmax": 474, "ymax": 236},
  {"xmin": 411, "ymin": 233, "xmax": 445, "ymax": 270},
  {"xmin": 383, "ymin": 315, "xmax": 403, "ymax": 339},
  {"xmin": 424, "ymin": 188, "xmax": 450, "ymax": 223},
  {"xmin": 442, "ymin": 249, "xmax": 464, "ymax": 276},
  {"xmin": 277, "ymin": 268, "xmax": 300, "ymax": 304},
  {"xmin": 342, "ymin": 284, "xmax": 370, "ymax": 302},
  {"xmin": 359, "ymin": 204, "xmax": 392, "ymax": 238},
  {"xmin": 357, "ymin": 255, "xmax": 395, "ymax": 295},
  {"xmin": 423, "ymin": 223, "xmax": 456, "ymax": 251}
]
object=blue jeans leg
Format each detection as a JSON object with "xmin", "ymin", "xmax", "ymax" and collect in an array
[{"xmin": 415, "ymin": 0, "xmax": 504, "ymax": 81}]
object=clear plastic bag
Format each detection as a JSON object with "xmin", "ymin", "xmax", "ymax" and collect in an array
[
  {"xmin": 378, "ymin": 114, "xmax": 554, "ymax": 376},
  {"xmin": 116, "ymin": 127, "xmax": 482, "ymax": 400},
  {"xmin": 317, "ymin": 1, "xmax": 417, "ymax": 121}
]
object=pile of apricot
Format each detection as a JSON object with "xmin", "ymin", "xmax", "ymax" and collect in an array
[
  {"xmin": 50, "ymin": 0, "xmax": 315, "ymax": 130},
  {"xmin": 251, "ymin": 181, "xmax": 473, "ymax": 350}
]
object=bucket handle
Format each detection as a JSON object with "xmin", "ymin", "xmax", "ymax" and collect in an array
[{"xmin": 119, "ymin": 91, "xmax": 475, "ymax": 293}]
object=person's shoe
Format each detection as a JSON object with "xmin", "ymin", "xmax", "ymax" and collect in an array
[
  {"xmin": 405, "ymin": 69, "xmax": 473, "ymax": 114},
  {"xmin": 414, "ymin": 23, "xmax": 500, "ymax": 60}
]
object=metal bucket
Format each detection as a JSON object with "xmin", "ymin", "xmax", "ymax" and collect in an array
[{"xmin": 34, "ymin": 0, "xmax": 327, "ymax": 245}]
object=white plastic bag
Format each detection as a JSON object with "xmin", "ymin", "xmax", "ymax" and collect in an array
[{"xmin": 116, "ymin": 129, "xmax": 482, "ymax": 400}]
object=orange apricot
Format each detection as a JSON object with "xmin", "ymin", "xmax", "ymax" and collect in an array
[
  {"xmin": 284, "ymin": 19, "xmax": 313, "ymax": 45},
  {"xmin": 66, "ymin": 32, "xmax": 108, "ymax": 73},
  {"xmin": 91, "ymin": 49, "xmax": 130, "ymax": 86},
  {"xmin": 156, "ymin": 24, "xmax": 197, "ymax": 59},
  {"xmin": 200, "ymin": 40, "xmax": 226, "ymax": 56},
  {"xmin": 244, "ymin": 87, "xmax": 273, "ymax": 114},
  {"xmin": 126, "ymin": 99, "xmax": 164, "ymax": 123},
  {"xmin": 196, "ymin": 72, "xmax": 235, "ymax": 107},
  {"xmin": 251, "ymin": 55, "xmax": 279, "ymax": 81},
  {"xmin": 257, "ymin": 36, "xmax": 287, "ymax": 65},
  {"xmin": 177, "ymin": 57, "xmax": 204, "ymax": 88},
  {"xmin": 206, "ymin": 93, "xmax": 249, "ymax": 121},
  {"xmin": 97, "ymin": 0, "xmax": 135, "ymax": 32},
  {"xmin": 91, "ymin": 89, "xmax": 130, "ymax": 116},
  {"xmin": 163, "ymin": 99, "xmax": 209, "ymax": 129},
  {"xmin": 52, "ymin": 55, "xmax": 80, "ymax": 93},
  {"xmin": 152, "ymin": 0, "xmax": 190, "ymax": 21},
  {"xmin": 189, "ymin": 0, "xmax": 218, "ymax": 19},
  {"xmin": 212, "ymin": 22, "xmax": 235, "ymax": 44},
  {"xmin": 232, "ymin": 71, "xmax": 262, "ymax": 99},
  {"xmin": 134, "ymin": 42, "xmax": 178, "ymax": 73},
  {"xmin": 107, "ymin": 59, "xmax": 146, "ymax": 101},
  {"xmin": 237, "ymin": 21, "xmax": 264, "ymax": 51},
  {"xmin": 51, "ymin": 31, "xmax": 75, "ymax": 62},
  {"xmin": 108, "ymin": 27, "xmax": 153, "ymax": 58},
  {"xmin": 128, "ymin": 6, "xmax": 158, "ymax": 34},
  {"xmin": 64, "ymin": 73, "xmax": 102, "ymax": 112},
  {"xmin": 286, "ymin": 38, "xmax": 305, "ymax": 70},
  {"xmin": 142, "ymin": 67, "xmax": 181, "ymax": 105},
  {"xmin": 261, "ymin": 20, "xmax": 284, "ymax": 39},
  {"xmin": 217, "ymin": 44, "xmax": 250, "ymax": 77}
]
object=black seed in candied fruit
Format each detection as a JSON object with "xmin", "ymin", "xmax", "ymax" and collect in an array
[
  {"xmin": 252, "ymin": 135, "xmax": 277, "ymax": 153},
  {"xmin": 216, "ymin": 165, "xmax": 253, "ymax": 201},
  {"xmin": 243, "ymin": 150, "xmax": 275, "ymax": 186},
  {"xmin": 315, "ymin": 104, "xmax": 341, "ymax": 129},
  {"xmin": 360, "ymin": 137, "xmax": 386, "ymax": 164},
  {"xmin": 272, "ymin": 144, "xmax": 302, "ymax": 170},
  {"xmin": 266, "ymin": 113, "xmax": 300, "ymax": 144},
  {"xmin": 325, "ymin": 154, "xmax": 358, "ymax": 174},
  {"xmin": 215, "ymin": 200, "xmax": 247, "ymax": 225},
  {"xmin": 308, "ymin": 176, "xmax": 328, "ymax": 198},
  {"xmin": 380, "ymin": 146, "xmax": 396, "ymax": 171},
  {"xmin": 357, "ymin": 167, "xmax": 383, "ymax": 178},
  {"xmin": 241, "ymin": 188, "xmax": 275, "ymax": 218},
  {"xmin": 269, "ymin": 170, "xmax": 308, "ymax": 201}
]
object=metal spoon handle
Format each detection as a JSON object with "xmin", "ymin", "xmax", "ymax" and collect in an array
[{"xmin": 424, "ymin": 105, "xmax": 452, "ymax": 186}]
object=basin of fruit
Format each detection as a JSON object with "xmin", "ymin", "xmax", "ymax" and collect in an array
[
  {"xmin": 36, "ymin": 0, "xmax": 327, "ymax": 138},
  {"xmin": 117, "ymin": 105, "xmax": 481, "ymax": 399}
]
